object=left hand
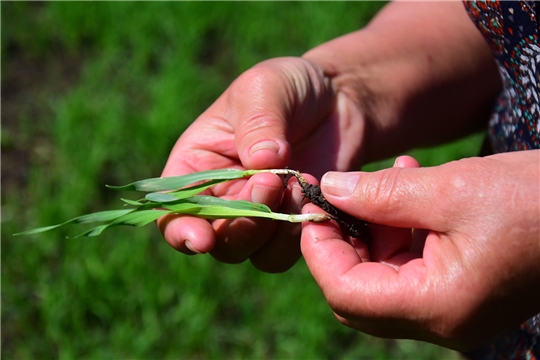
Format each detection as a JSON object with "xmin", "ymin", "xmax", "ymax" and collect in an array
[
  {"xmin": 157, "ymin": 57, "xmax": 366, "ymax": 273},
  {"xmin": 300, "ymin": 150, "xmax": 540, "ymax": 351}
]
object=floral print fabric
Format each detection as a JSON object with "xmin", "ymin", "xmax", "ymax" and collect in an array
[
  {"xmin": 464, "ymin": 0, "xmax": 539, "ymax": 152},
  {"xmin": 461, "ymin": 2, "xmax": 539, "ymax": 358}
]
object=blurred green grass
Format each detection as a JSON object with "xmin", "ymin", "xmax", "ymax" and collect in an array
[{"xmin": 1, "ymin": 2, "xmax": 474, "ymax": 359}]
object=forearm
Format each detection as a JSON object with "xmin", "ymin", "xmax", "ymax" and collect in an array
[{"xmin": 303, "ymin": 1, "xmax": 502, "ymax": 164}]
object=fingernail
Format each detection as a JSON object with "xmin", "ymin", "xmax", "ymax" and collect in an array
[
  {"xmin": 249, "ymin": 140, "xmax": 280, "ymax": 157},
  {"xmin": 321, "ymin": 172, "xmax": 360, "ymax": 198},
  {"xmin": 184, "ymin": 240, "xmax": 200, "ymax": 254}
]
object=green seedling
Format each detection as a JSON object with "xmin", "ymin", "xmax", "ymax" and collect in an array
[{"xmin": 14, "ymin": 169, "xmax": 337, "ymax": 239}]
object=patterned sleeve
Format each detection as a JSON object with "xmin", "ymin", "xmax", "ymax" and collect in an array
[
  {"xmin": 463, "ymin": 0, "xmax": 539, "ymax": 152},
  {"xmin": 460, "ymin": 1, "xmax": 539, "ymax": 359}
]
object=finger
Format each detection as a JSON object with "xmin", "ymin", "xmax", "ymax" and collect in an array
[
  {"xmin": 301, "ymin": 207, "xmax": 438, "ymax": 329},
  {"xmin": 249, "ymin": 182, "xmax": 303, "ymax": 272},
  {"xmin": 226, "ymin": 58, "xmax": 334, "ymax": 170},
  {"xmin": 368, "ymin": 155, "xmax": 422, "ymax": 264},
  {"xmin": 160, "ymin": 101, "xmax": 241, "ymax": 179},
  {"xmin": 392, "ymin": 156, "xmax": 427, "ymax": 257},
  {"xmin": 368, "ymin": 224, "xmax": 418, "ymax": 266},
  {"xmin": 157, "ymin": 215, "xmax": 216, "ymax": 255},
  {"xmin": 249, "ymin": 173, "xmax": 318, "ymax": 273},
  {"xmin": 320, "ymin": 166, "xmax": 454, "ymax": 230},
  {"xmin": 393, "ymin": 155, "xmax": 420, "ymax": 168},
  {"xmin": 209, "ymin": 172, "xmax": 285, "ymax": 264},
  {"xmin": 300, "ymin": 203, "xmax": 370, "ymax": 280},
  {"xmin": 300, "ymin": 202, "xmax": 419, "ymax": 324},
  {"xmin": 226, "ymin": 61, "xmax": 291, "ymax": 170}
]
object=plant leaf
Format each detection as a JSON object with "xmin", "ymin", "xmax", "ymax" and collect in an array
[
  {"xmin": 164, "ymin": 196, "xmax": 332, "ymax": 223},
  {"xmin": 107, "ymin": 168, "xmax": 249, "ymax": 192},
  {"xmin": 144, "ymin": 178, "xmax": 237, "ymax": 203},
  {"xmin": 13, "ymin": 209, "xmax": 134, "ymax": 236},
  {"xmin": 164, "ymin": 196, "xmax": 275, "ymax": 219},
  {"xmin": 71, "ymin": 209, "xmax": 171, "ymax": 238},
  {"xmin": 14, "ymin": 168, "xmax": 329, "ymax": 238},
  {"xmin": 144, "ymin": 192, "xmax": 179, "ymax": 203},
  {"xmin": 120, "ymin": 198, "xmax": 145, "ymax": 206}
]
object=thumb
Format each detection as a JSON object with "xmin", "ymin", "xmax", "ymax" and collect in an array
[
  {"xmin": 225, "ymin": 57, "xmax": 334, "ymax": 170},
  {"xmin": 320, "ymin": 166, "xmax": 453, "ymax": 231}
]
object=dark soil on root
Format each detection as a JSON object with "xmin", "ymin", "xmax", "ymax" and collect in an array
[{"xmin": 291, "ymin": 172, "xmax": 371, "ymax": 244}]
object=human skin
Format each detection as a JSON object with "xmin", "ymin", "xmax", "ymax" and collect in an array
[
  {"xmin": 158, "ymin": 1, "xmax": 540, "ymax": 349},
  {"xmin": 301, "ymin": 150, "xmax": 540, "ymax": 350},
  {"xmin": 158, "ymin": 1, "xmax": 501, "ymax": 273}
]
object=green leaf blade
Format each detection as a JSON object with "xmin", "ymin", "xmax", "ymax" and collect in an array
[
  {"xmin": 14, "ymin": 209, "xmax": 134, "ymax": 236},
  {"xmin": 107, "ymin": 168, "xmax": 249, "ymax": 192},
  {"xmin": 71, "ymin": 209, "xmax": 171, "ymax": 238},
  {"xmin": 145, "ymin": 192, "xmax": 179, "ymax": 203},
  {"xmin": 164, "ymin": 196, "xmax": 276, "ymax": 220},
  {"xmin": 120, "ymin": 198, "xmax": 145, "ymax": 206}
]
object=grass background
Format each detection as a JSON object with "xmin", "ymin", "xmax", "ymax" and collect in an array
[{"xmin": 1, "ymin": 2, "xmax": 482, "ymax": 359}]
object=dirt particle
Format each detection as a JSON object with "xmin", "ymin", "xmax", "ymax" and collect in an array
[{"xmin": 291, "ymin": 171, "xmax": 371, "ymax": 244}]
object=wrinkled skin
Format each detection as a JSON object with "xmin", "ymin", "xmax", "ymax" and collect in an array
[
  {"xmin": 157, "ymin": 1, "xmax": 539, "ymax": 351},
  {"xmin": 157, "ymin": 57, "xmax": 367, "ymax": 272},
  {"xmin": 301, "ymin": 151, "xmax": 540, "ymax": 350},
  {"xmin": 158, "ymin": 2, "xmax": 500, "ymax": 274}
]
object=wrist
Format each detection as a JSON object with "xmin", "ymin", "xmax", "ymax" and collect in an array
[
  {"xmin": 303, "ymin": 1, "xmax": 501, "ymax": 164},
  {"xmin": 304, "ymin": 30, "xmax": 444, "ymax": 164}
]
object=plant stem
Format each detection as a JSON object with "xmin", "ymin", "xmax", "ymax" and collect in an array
[{"xmin": 271, "ymin": 212, "xmax": 333, "ymax": 223}]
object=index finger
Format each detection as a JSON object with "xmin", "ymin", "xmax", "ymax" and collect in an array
[{"xmin": 300, "ymin": 203, "xmax": 447, "ymax": 322}]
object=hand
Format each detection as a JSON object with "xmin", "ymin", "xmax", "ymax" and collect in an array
[
  {"xmin": 158, "ymin": 1, "xmax": 500, "ymax": 273},
  {"xmin": 300, "ymin": 150, "xmax": 540, "ymax": 350},
  {"xmin": 158, "ymin": 57, "xmax": 368, "ymax": 272}
]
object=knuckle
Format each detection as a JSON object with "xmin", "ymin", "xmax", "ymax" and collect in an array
[
  {"xmin": 362, "ymin": 168, "xmax": 406, "ymax": 215},
  {"xmin": 232, "ymin": 63, "xmax": 280, "ymax": 97},
  {"xmin": 238, "ymin": 113, "xmax": 284, "ymax": 140}
]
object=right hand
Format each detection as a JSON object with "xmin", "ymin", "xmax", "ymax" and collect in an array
[
  {"xmin": 300, "ymin": 150, "xmax": 540, "ymax": 350},
  {"xmin": 157, "ymin": 57, "xmax": 370, "ymax": 272}
]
